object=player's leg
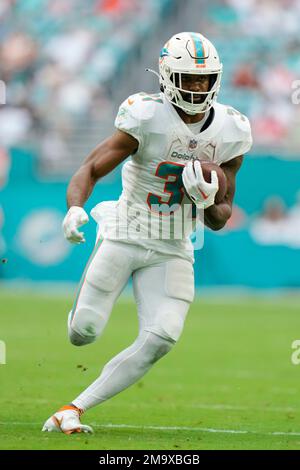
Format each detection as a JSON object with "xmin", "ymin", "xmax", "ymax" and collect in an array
[
  {"xmin": 68, "ymin": 237, "xmax": 133, "ymax": 346},
  {"xmin": 133, "ymin": 257, "xmax": 195, "ymax": 344},
  {"xmin": 42, "ymin": 237, "xmax": 135, "ymax": 434},
  {"xmin": 67, "ymin": 256, "xmax": 194, "ymax": 411}
]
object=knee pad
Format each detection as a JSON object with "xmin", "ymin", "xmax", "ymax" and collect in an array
[
  {"xmin": 68, "ymin": 327, "xmax": 95, "ymax": 347},
  {"xmin": 164, "ymin": 259, "xmax": 195, "ymax": 303},
  {"xmin": 147, "ymin": 259, "xmax": 194, "ymax": 342},
  {"xmin": 68, "ymin": 307, "xmax": 106, "ymax": 345},
  {"xmin": 145, "ymin": 332, "xmax": 174, "ymax": 364},
  {"xmin": 145, "ymin": 311, "xmax": 185, "ymax": 343}
]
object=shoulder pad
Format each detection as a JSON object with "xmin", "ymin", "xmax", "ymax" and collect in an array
[
  {"xmin": 115, "ymin": 92, "xmax": 163, "ymax": 148},
  {"xmin": 215, "ymin": 104, "xmax": 253, "ymax": 161},
  {"xmin": 225, "ymin": 105, "xmax": 252, "ymax": 137},
  {"xmin": 121, "ymin": 92, "xmax": 163, "ymax": 122}
]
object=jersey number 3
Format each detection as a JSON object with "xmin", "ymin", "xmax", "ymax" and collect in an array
[{"xmin": 147, "ymin": 162, "xmax": 185, "ymax": 215}]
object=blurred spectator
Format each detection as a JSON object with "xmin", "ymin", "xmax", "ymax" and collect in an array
[
  {"xmin": 0, "ymin": 147, "xmax": 11, "ymax": 188},
  {"xmin": 96, "ymin": 0, "xmax": 137, "ymax": 15},
  {"xmin": 44, "ymin": 29, "xmax": 95, "ymax": 74},
  {"xmin": 250, "ymin": 196, "xmax": 300, "ymax": 247},
  {"xmin": 40, "ymin": 130, "xmax": 71, "ymax": 172},
  {"xmin": 1, "ymin": 0, "xmax": 300, "ymax": 172},
  {"xmin": 0, "ymin": 0, "xmax": 14, "ymax": 21},
  {"xmin": 251, "ymin": 99, "xmax": 290, "ymax": 147},
  {"xmin": 288, "ymin": 191, "xmax": 300, "ymax": 227},
  {"xmin": 0, "ymin": 33, "xmax": 38, "ymax": 78},
  {"xmin": 0, "ymin": 0, "xmax": 171, "ymax": 172},
  {"xmin": 209, "ymin": 0, "xmax": 300, "ymax": 155},
  {"xmin": 232, "ymin": 64, "xmax": 260, "ymax": 90},
  {"xmin": 0, "ymin": 106, "xmax": 33, "ymax": 147},
  {"xmin": 0, "ymin": 205, "xmax": 6, "ymax": 260},
  {"xmin": 223, "ymin": 205, "xmax": 247, "ymax": 231},
  {"xmin": 0, "ymin": 147, "xmax": 10, "ymax": 261}
]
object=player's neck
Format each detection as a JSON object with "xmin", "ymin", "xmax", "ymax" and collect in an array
[{"xmin": 173, "ymin": 106, "xmax": 206, "ymax": 124}]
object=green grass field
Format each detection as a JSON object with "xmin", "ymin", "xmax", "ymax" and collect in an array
[{"xmin": 1, "ymin": 290, "xmax": 300, "ymax": 450}]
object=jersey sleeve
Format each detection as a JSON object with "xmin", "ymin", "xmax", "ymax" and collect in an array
[
  {"xmin": 216, "ymin": 107, "xmax": 253, "ymax": 164},
  {"xmin": 232, "ymin": 113, "xmax": 253, "ymax": 156},
  {"xmin": 114, "ymin": 94, "xmax": 145, "ymax": 149}
]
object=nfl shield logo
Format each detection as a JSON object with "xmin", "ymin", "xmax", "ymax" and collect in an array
[{"xmin": 189, "ymin": 139, "xmax": 197, "ymax": 150}]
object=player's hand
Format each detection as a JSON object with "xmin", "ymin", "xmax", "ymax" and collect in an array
[
  {"xmin": 62, "ymin": 206, "xmax": 89, "ymax": 244},
  {"xmin": 182, "ymin": 161, "xmax": 219, "ymax": 209}
]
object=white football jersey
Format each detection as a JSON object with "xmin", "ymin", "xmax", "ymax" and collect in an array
[{"xmin": 91, "ymin": 92, "xmax": 252, "ymax": 262}]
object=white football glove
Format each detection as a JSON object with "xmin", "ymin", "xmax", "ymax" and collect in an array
[
  {"xmin": 182, "ymin": 160, "xmax": 219, "ymax": 209},
  {"xmin": 62, "ymin": 206, "xmax": 89, "ymax": 244}
]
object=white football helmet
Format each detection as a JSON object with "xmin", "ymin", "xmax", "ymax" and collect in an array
[{"xmin": 159, "ymin": 32, "xmax": 223, "ymax": 115}]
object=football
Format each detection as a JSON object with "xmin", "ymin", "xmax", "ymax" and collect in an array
[{"xmin": 199, "ymin": 160, "xmax": 227, "ymax": 204}]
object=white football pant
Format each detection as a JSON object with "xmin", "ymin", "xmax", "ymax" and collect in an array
[{"xmin": 68, "ymin": 237, "xmax": 194, "ymax": 411}]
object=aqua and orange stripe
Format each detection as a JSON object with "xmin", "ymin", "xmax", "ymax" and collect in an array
[{"xmin": 190, "ymin": 33, "xmax": 206, "ymax": 68}]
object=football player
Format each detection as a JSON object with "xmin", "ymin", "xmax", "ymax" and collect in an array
[{"xmin": 42, "ymin": 32, "xmax": 252, "ymax": 434}]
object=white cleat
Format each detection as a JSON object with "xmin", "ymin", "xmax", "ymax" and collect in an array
[{"xmin": 42, "ymin": 405, "xmax": 94, "ymax": 435}]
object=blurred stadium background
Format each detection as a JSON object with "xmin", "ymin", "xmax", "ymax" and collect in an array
[
  {"xmin": 1, "ymin": 0, "xmax": 300, "ymax": 452},
  {"xmin": 1, "ymin": 0, "xmax": 300, "ymax": 289}
]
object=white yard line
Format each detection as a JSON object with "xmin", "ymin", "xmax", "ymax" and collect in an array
[
  {"xmin": 107, "ymin": 402, "xmax": 299, "ymax": 413},
  {"xmin": 184, "ymin": 403, "xmax": 298, "ymax": 413},
  {"xmin": 92, "ymin": 424, "xmax": 300, "ymax": 437},
  {"xmin": 1, "ymin": 422, "xmax": 300, "ymax": 437}
]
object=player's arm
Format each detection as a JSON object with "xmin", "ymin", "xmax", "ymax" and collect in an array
[
  {"xmin": 204, "ymin": 155, "xmax": 243, "ymax": 231},
  {"xmin": 67, "ymin": 130, "xmax": 138, "ymax": 208},
  {"xmin": 63, "ymin": 130, "xmax": 138, "ymax": 244}
]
